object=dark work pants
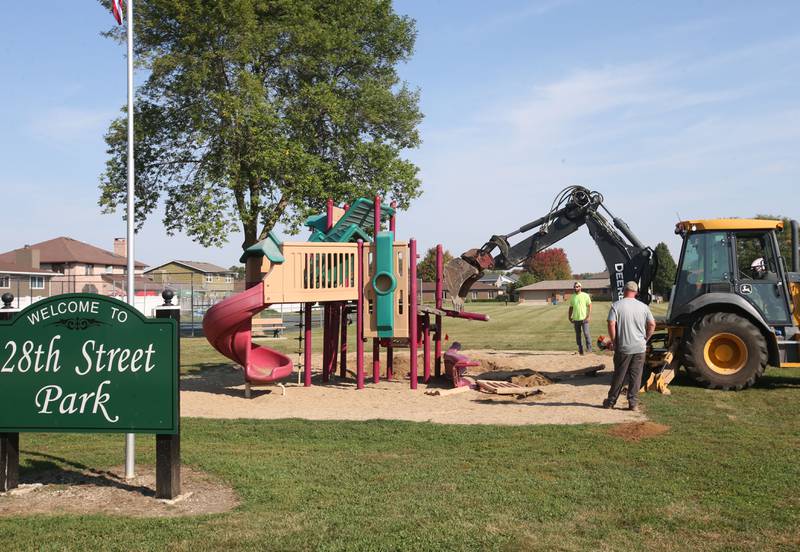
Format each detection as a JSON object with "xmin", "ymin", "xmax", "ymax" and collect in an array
[
  {"xmin": 607, "ymin": 352, "xmax": 646, "ymax": 407},
  {"xmin": 573, "ymin": 320, "xmax": 592, "ymax": 354}
]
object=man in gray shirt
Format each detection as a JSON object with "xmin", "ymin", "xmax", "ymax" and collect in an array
[{"xmin": 602, "ymin": 281, "xmax": 656, "ymax": 411}]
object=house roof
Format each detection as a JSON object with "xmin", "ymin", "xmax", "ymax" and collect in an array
[
  {"xmin": 0, "ymin": 237, "xmax": 147, "ymax": 268},
  {"xmin": 517, "ymin": 279, "xmax": 610, "ymax": 291},
  {"xmin": 477, "ymin": 273, "xmax": 516, "ymax": 284},
  {"xmin": 0, "ymin": 261, "xmax": 56, "ymax": 276},
  {"xmin": 145, "ymin": 260, "xmax": 233, "ymax": 274},
  {"xmin": 573, "ymin": 271, "xmax": 609, "ymax": 280}
]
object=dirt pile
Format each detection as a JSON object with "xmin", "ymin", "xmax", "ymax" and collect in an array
[
  {"xmin": 510, "ymin": 373, "xmax": 553, "ymax": 387},
  {"xmin": 608, "ymin": 421, "xmax": 670, "ymax": 441}
]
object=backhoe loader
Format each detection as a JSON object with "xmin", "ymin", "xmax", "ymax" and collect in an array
[{"xmin": 444, "ymin": 186, "xmax": 800, "ymax": 390}]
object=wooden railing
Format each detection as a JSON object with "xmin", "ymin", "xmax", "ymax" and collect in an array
[{"xmin": 261, "ymin": 243, "xmax": 360, "ymax": 303}]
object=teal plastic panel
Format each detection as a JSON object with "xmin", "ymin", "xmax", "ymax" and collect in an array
[{"xmin": 372, "ymin": 231, "xmax": 397, "ymax": 337}]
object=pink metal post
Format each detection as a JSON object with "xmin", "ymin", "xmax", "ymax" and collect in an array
[
  {"xmin": 374, "ymin": 195, "xmax": 381, "ymax": 236},
  {"xmin": 322, "ymin": 304, "xmax": 330, "ymax": 382},
  {"xmin": 304, "ymin": 302, "xmax": 312, "ymax": 386},
  {"xmin": 356, "ymin": 240, "xmax": 365, "ymax": 389},
  {"xmin": 444, "ymin": 309, "xmax": 490, "ymax": 322},
  {"xmin": 330, "ymin": 303, "xmax": 340, "ymax": 379},
  {"xmin": 326, "ymin": 198, "xmax": 334, "ymax": 231},
  {"xmin": 409, "ymin": 238, "xmax": 419, "ymax": 389},
  {"xmin": 386, "ymin": 200, "xmax": 397, "ymax": 381},
  {"xmin": 423, "ymin": 314, "xmax": 431, "ymax": 383},
  {"xmin": 339, "ymin": 303, "xmax": 348, "ymax": 379},
  {"xmin": 373, "ymin": 339, "xmax": 380, "ymax": 384},
  {"xmin": 435, "ymin": 244, "xmax": 443, "ymax": 378}
]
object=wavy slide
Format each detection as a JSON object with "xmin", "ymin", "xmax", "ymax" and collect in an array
[{"xmin": 203, "ymin": 282, "xmax": 293, "ymax": 384}]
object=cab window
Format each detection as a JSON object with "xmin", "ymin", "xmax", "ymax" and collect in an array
[
  {"xmin": 674, "ymin": 232, "xmax": 730, "ymax": 306},
  {"xmin": 735, "ymin": 233, "xmax": 777, "ymax": 281}
]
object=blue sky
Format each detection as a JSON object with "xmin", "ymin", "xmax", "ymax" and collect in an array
[{"xmin": 1, "ymin": 1, "xmax": 798, "ymax": 273}]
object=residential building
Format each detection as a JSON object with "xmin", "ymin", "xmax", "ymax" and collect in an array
[
  {"xmin": 517, "ymin": 278, "xmax": 611, "ymax": 304},
  {"xmin": 477, "ymin": 271, "xmax": 518, "ymax": 289},
  {"xmin": 0, "ymin": 237, "xmax": 148, "ymax": 298},
  {"xmin": 0, "ymin": 247, "xmax": 58, "ymax": 308},
  {"xmin": 145, "ymin": 260, "xmax": 237, "ymax": 304},
  {"xmin": 420, "ymin": 281, "xmax": 500, "ymax": 303}
]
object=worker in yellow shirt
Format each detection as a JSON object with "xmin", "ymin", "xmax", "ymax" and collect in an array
[{"xmin": 568, "ymin": 281, "xmax": 593, "ymax": 355}]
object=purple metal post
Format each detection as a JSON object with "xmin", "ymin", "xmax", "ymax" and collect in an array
[
  {"xmin": 374, "ymin": 195, "xmax": 381, "ymax": 236},
  {"xmin": 423, "ymin": 314, "xmax": 431, "ymax": 383},
  {"xmin": 304, "ymin": 302, "xmax": 312, "ymax": 387},
  {"xmin": 330, "ymin": 303, "xmax": 340, "ymax": 379},
  {"xmin": 373, "ymin": 339, "xmax": 380, "ymax": 383},
  {"xmin": 322, "ymin": 304, "xmax": 330, "ymax": 382},
  {"xmin": 339, "ymin": 303, "xmax": 348, "ymax": 379},
  {"xmin": 435, "ymin": 244, "xmax": 443, "ymax": 377},
  {"xmin": 386, "ymin": 200, "xmax": 396, "ymax": 381},
  {"xmin": 356, "ymin": 241, "xmax": 365, "ymax": 389},
  {"xmin": 409, "ymin": 239, "xmax": 419, "ymax": 389}
]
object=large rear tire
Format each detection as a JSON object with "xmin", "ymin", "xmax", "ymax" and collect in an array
[{"xmin": 683, "ymin": 313, "xmax": 767, "ymax": 390}]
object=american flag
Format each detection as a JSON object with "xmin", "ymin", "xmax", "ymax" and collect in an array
[{"xmin": 111, "ymin": 0, "xmax": 124, "ymax": 25}]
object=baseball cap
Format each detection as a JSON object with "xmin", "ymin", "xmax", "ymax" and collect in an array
[{"xmin": 624, "ymin": 281, "xmax": 639, "ymax": 292}]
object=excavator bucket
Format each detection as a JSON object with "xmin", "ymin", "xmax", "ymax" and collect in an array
[{"xmin": 443, "ymin": 256, "xmax": 484, "ymax": 311}]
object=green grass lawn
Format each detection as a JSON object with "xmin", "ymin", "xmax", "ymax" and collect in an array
[{"xmin": 3, "ymin": 302, "xmax": 799, "ymax": 551}]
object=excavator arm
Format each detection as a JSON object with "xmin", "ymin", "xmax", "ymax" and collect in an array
[{"xmin": 443, "ymin": 186, "xmax": 658, "ymax": 310}]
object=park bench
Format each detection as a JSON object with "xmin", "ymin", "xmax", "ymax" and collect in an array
[{"xmin": 251, "ymin": 317, "xmax": 286, "ymax": 338}]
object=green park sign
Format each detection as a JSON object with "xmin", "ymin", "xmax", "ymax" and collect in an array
[{"xmin": 0, "ymin": 294, "xmax": 178, "ymax": 434}]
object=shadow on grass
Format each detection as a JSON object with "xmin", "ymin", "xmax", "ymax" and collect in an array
[
  {"xmin": 18, "ymin": 453, "xmax": 154, "ymax": 496},
  {"xmin": 753, "ymin": 374, "xmax": 800, "ymax": 389},
  {"xmin": 649, "ymin": 369, "xmax": 800, "ymax": 391}
]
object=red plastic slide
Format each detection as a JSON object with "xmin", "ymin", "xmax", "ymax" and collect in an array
[{"xmin": 203, "ymin": 282, "xmax": 293, "ymax": 384}]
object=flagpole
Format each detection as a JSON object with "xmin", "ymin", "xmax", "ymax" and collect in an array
[{"xmin": 124, "ymin": 0, "xmax": 136, "ymax": 480}]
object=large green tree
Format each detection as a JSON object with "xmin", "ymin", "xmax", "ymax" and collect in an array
[
  {"xmin": 653, "ymin": 242, "xmax": 677, "ymax": 298},
  {"xmin": 99, "ymin": 0, "xmax": 422, "ymax": 249},
  {"xmin": 755, "ymin": 214, "xmax": 793, "ymax": 261}
]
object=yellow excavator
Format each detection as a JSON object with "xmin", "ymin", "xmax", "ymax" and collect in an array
[{"xmin": 444, "ymin": 186, "xmax": 800, "ymax": 391}]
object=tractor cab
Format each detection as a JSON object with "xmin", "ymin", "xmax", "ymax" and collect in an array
[
  {"xmin": 665, "ymin": 219, "xmax": 800, "ymax": 389},
  {"xmin": 670, "ymin": 219, "xmax": 794, "ymax": 326}
]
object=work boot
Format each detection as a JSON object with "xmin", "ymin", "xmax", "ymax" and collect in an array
[
  {"xmin": 602, "ymin": 399, "xmax": 614, "ymax": 409},
  {"xmin": 627, "ymin": 404, "xmax": 640, "ymax": 412}
]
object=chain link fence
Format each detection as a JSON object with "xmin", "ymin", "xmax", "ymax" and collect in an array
[{"xmin": 0, "ymin": 272, "xmax": 329, "ymax": 337}]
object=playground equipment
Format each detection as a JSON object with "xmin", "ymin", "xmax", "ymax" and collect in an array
[
  {"xmin": 203, "ymin": 197, "xmax": 486, "ymax": 393},
  {"xmin": 443, "ymin": 342, "xmax": 479, "ymax": 388}
]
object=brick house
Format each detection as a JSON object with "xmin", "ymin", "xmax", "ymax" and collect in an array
[
  {"xmin": 517, "ymin": 278, "xmax": 611, "ymax": 304},
  {"xmin": 0, "ymin": 237, "xmax": 149, "ymax": 297},
  {"xmin": 145, "ymin": 260, "xmax": 237, "ymax": 303},
  {"xmin": 420, "ymin": 281, "xmax": 500, "ymax": 303},
  {"xmin": 0, "ymin": 247, "xmax": 58, "ymax": 307}
]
